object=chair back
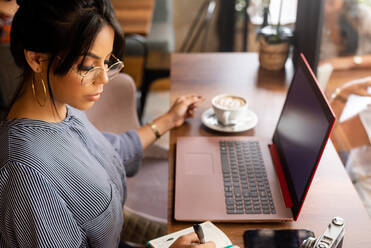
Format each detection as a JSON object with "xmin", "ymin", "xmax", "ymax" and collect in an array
[
  {"xmin": 179, "ymin": 0, "xmax": 217, "ymax": 52},
  {"xmin": 329, "ymin": 77, "xmax": 371, "ymax": 162},
  {"xmin": 85, "ymin": 73, "xmax": 140, "ymax": 133}
]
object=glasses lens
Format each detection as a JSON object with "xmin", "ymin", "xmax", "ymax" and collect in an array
[
  {"xmin": 107, "ymin": 62, "xmax": 124, "ymax": 79},
  {"xmin": 80, "ymin": 55, "xmax": 123, "ymax": 85},
  {"xmin": 81, "ymin": 68, "xmax": 101, "ymax": 85}
]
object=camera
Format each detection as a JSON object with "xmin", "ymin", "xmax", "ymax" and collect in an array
[{"xmin": 300, "ymin": 217, "xmax": 345, "ymax": 248}]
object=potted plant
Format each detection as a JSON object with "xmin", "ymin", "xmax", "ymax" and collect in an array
[{"xmin": 257, "ymin": 0, "xmax": 293, "ymax": 71}]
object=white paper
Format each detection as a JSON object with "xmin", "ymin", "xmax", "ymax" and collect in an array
[
  {"xmin": 147, "ymin": 221, "xmax": 232, "ymax": 248},
  {"xmin": 359, "ymin": 105, "xmax": 371, "ymax": 143},
  {"xmin": 339, "ymin": 94, "xmax": 371, "ymax": 123},
  {"xmin": 368, "ymin": 87, "xmax": 371, "ymax": 94}
]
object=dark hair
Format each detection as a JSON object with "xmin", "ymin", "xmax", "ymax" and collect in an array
[{"xmin": 10, "ymin": 0, "xmax": 125, "ymax": 109}]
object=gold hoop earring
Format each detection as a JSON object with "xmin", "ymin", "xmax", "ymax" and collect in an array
[{"xmin": 31, "ymin": 74, "xmax": 47, "ymax": 107}]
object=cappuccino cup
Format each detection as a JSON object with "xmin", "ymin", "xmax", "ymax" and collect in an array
[{"xmin": 212, "ymin": 94, "xmax": 247, "ymax": 126}]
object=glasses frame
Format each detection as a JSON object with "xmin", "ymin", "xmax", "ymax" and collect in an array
[{"xmin": 78, "ymin": 54, "xmax": 124, "ymax": 86}]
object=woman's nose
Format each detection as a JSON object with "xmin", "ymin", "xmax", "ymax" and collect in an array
[{"xmin": 95, "ymin": 68, "xmax": 110, "ymax": 85}]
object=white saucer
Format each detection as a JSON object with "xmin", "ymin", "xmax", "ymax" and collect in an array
[{"xmin": 201, "ymin": 108, "xmax": 258, "ymax": 133}]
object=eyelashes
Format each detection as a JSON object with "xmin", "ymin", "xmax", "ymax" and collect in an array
[
  {"xmin": 78, "ymin": 65, "xmax": 94, "ymax": 71},
  {"xmin": 78, "ymin": 60, "xmax": 110, "ymax": 71}
]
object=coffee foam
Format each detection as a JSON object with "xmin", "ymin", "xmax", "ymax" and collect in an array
[{"xmin": 214, "ymin": 95, "xmax": 246, "ymax": 110}]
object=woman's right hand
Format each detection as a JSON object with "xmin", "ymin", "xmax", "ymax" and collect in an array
[{"xmin": 169, "ymin": 232, "xmax": 216, "ymax": 248}]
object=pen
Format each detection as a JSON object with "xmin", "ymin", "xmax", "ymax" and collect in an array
[{"xmin": 193, "ymin": 224, "xmax": 205, "ymax": 244}]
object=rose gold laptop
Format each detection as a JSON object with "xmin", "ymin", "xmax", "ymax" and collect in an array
[{"xmin": 174, "ymin": 54, "xmax": 336, "ymax": 222}]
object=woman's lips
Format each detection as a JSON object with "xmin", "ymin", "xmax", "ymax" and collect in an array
[{"xmin": 86, "ymin": 92, "xmax": 102, "ymax": 102}]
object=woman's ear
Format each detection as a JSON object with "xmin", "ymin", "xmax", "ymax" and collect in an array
[{"xmin": 24, "ymin": 50, "xmax": 48, "ymax": 73}]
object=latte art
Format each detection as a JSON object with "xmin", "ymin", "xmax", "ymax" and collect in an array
[{"xmin": 214, "ymin": 96, "xmax": 246, "ymax": 110}]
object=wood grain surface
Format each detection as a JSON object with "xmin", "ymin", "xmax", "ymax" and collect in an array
[{"xmin": 111, "ymin": 0, "xmax": 155, "ymax": 36}]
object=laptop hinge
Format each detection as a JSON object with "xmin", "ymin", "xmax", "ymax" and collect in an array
[{"xmin": 268, "ymin": 144, "xmax": 293, "ymax": 208}]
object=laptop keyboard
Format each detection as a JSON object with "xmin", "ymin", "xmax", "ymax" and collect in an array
[{"xmin": 220, "ymin": 140, "xmax": 276, "ymax": 214}]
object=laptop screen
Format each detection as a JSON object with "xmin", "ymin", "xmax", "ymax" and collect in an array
[{"xmin": 272, "ymin": 54, "xmax": 335, "ymax": 219}]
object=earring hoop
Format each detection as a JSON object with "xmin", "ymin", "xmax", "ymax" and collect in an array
[{"xmin": 31, "ymin": 74, "xmax": 47, "ymax": 107}]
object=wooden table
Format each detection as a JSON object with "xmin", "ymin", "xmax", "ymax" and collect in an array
[
  {"xmin": 111, "ymin": 0, "xmax": 155, "ymax": 36},
  {"xmin": 168, "ymin": 53, "xmax": 371, "ymax": 248}
]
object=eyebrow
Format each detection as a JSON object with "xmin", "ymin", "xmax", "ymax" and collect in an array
[
  {"xmin": 86, "ymin": 52, "xmax": 101, "ymax": 59},
  {"xmin": 85, "ymin": 52, "xmax": 113, "ymax": 60}
]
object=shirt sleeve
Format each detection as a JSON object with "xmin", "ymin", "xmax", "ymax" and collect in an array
[
  {"xmin": 0, "ymin": 162, "xmax": 86, "ymax": 248},
  {"xmin": 102, "ymin": 130, "xmax": 143, "ymax": 177}
]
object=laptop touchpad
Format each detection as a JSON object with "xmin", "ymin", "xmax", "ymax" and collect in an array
[{"xmin": 184, "ymin": 153, "xmax": 214, "ymax": 175}]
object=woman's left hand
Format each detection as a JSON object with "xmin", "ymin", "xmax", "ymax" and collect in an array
[{"xmin": 167, "ymin": 94, "xmax": 204, "ymax": 128}]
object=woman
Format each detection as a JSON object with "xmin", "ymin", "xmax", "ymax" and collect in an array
[
  {"xmin": 0, "ymin": 0, "xmax": 216, "ymax": 247},
  {"xmin": 320, "ymin": 0, "xmax": 371, "ymax": 70}
]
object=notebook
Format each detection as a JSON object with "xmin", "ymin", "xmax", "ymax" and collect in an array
[
  {"xmin": 174, "ymin": 54, "xmax": 336, "ymax": 222},
  {"xmin": 147, "ymin": 221, "xmax": 232, "ymax": 248}
]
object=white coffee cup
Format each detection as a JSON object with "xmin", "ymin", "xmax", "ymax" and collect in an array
[{"xmin": 211, "ymin": 94, "xmax": 248, "ymax": 126}]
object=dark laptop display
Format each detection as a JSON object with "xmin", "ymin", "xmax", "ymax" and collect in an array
[{"xmin": 273, "ymin": 54, "xmax": 336, "ymax": 219}]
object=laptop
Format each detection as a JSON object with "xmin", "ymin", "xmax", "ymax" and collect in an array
[{"xmin": 174, "ymin": 54, "xmax": 336, "ymax": 222}]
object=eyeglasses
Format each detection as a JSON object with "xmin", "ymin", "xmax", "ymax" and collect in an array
[{"xmin": 76, "ymin": 54, "xmax": 124, "ymax": 86}]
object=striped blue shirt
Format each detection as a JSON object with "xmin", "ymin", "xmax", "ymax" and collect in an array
[{"xmin": 0, "ymin": 106, "xmax": 143, "ymax": 247}]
